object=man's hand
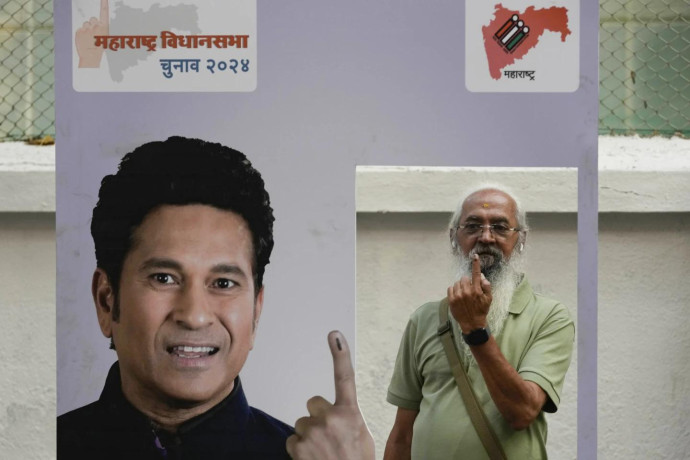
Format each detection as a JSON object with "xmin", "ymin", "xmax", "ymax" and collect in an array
[
  {"xmin": 449, "ymin": 256, "xmax": 551, "ymax": 429},
  {"xmin": 286, "ymin": 331, "xmax": 375, "ymax": 460},
  {"xmin": 448, "ymin": 254, "xmax": 493, "ymax": 333},
  {"xmin": 75, "ymin": 0, "xmax": 109, "ymax": 68}
]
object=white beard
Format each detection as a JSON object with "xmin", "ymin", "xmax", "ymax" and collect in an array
[{"xmin": 452, "ymin": 247, "xmax": 523, "ymax": 362}]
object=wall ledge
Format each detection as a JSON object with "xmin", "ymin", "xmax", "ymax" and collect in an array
[
  {"xmin": 0, "ymin": 143, "xmax": 55, "ymax": 212},
  {"xmin": 1, "ymin": 136, "xmax": 688, "ymax": 213},
  {"xmin": 357, "ymin": 136, "xmax": 690, "ymax": 214}
]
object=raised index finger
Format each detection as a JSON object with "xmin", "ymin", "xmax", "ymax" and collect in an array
[
  {"xmin": 100, "ymin": 0, "xmax": 109, "ymax": 24},
  {"xmin": 328, "ymin": 330, "xmax": 357, "ymax": 406},
  {"xmin": 472, "ymin": 254, "xmax": 482, "ymax": 287}
]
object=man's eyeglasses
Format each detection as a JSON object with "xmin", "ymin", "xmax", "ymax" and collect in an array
[{"xmin": 455, "ymin": 223, "xmax": 520, "ymax": 238}]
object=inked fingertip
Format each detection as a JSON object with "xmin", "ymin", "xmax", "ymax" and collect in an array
[{"xmin": 328, "ymin": 330, "xmax": 345, "ymax": 351}]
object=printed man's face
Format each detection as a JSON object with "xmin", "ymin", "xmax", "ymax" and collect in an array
[{"xmin": 95, "ymin": 204, "xmax": 262, "ymax": 410}]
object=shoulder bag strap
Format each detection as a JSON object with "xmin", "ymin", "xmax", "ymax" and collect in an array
[{"xmin": 437, "ymin": 298, "xmax": 507, "ymax": 460}]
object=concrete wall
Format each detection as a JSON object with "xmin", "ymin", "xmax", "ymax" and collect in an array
[
  {"xmin": 356, "ymin": 135, "xmax": 690, "ymax": 460},
  {"xmin": 598, "ymin": 212, "xmax": 690, "ymax": 459},
  {"xmin": 0, "ymin": 136, "xmax": 689, "ymax": 459},
  {"xmin": 597, "ymin": 135, "xmax": 690, "ymax": 458},
  {"xmin": 356, "ymin": 168, "xmax": 579, "ymax": 459},
  {"xmin": 356, "ymin": 207, "xmax": 690, "ymax": 460},
  {"xmin": 0, "ymin": 145, "xmax": 55, "ymax": 459}
]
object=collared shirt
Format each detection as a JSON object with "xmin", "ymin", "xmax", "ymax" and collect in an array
[
  {"xmin": 387, "ymin": 276, "xmax": 575, "ymax": 460},
  {"xmin": 58, "ymin": 362, "xmax": 293, "ymax": 459}
]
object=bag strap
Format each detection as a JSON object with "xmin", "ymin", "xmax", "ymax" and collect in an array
[{"xmin": 437, "ymin": 299, "xmax": 507, "ymax": 460}]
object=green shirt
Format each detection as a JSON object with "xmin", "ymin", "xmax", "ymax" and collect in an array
[{"xmin": 387, "ymin": 276, "xmax": 574, "ymax": 460}]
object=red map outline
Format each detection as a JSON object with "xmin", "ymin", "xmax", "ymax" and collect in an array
[{"xmin": 482, "ymin": 4, "xmax": 571, "ymax": 80}]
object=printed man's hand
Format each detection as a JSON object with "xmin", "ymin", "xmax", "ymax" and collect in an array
[
  {"xmin": 286, "ymin": 331, "xmax": 375, "ymax": 460},
  {"xmin": 448, "ymin": 254, "xmax": 493, "ymax": 333},
  {"xmin": 75, "ymin": 0, "xmax": 109, "ymax": 68}
]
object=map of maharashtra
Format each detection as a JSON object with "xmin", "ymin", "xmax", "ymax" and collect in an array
[
  {"xmin": 482, "ymin": 4, "xmax": 570, "ymax": 80},
  {"xmin": 107, "ymin": 3, "xmax": 200, "ymax": 82}
]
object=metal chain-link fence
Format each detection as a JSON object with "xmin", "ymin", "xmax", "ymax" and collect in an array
[
  {"xmin": 0, "ymin": 1, "xmax": 688, "ymax": 140},
  {"xmin": 600, "ymin": 0, "xmax": 690, "ymax": 136},
  {"xmin": 0, "ymin": 0, "xmax": 54, "ymax": 142}
]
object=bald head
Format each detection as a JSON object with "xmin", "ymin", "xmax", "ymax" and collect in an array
[
  {"xmin": 461, "ymin": 188, "xmax": 518, "ymax": 222},
  {"xmin": 450, "ymin": 185, "xmax": 527, "ymax": 234}
]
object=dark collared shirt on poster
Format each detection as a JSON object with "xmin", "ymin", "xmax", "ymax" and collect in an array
[{"xmin": 58, "ymin": 362, "xmax": 293, "ymax": 459}]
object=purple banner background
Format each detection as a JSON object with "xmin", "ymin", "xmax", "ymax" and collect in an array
[{"xmin": 55, "ymin": 2, "xmax": 598, "ymax": 457}]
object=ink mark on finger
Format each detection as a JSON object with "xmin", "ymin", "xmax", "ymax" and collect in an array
[{"xmin": 336, "ymin": 337, "xmax": 342, "ymax": 351}]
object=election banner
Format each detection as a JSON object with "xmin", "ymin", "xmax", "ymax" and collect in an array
[
  {"xmin": 55, "ymin": 1, "xmax": 598, "ymax": 457},
  {"xmin": 72, "ymin": 0, "xmax": 256, "ymax": 91}
]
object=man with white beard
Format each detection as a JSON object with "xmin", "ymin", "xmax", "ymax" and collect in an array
[{"xmin": 384, "ymin": 186, "xmax": 575, "ymax": 460}]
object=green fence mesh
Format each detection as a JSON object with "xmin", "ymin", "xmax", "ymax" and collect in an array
[
  {"xmin": 0, "ymin": 0, "xmax": 54, "ymax": 142},
  {"xmin": 0, "ymin": 2, "xmax": 687, "ymax": 141},
  {"xmin": 600, "ymin": 0, "xmax": 690, "ymax": 136}
]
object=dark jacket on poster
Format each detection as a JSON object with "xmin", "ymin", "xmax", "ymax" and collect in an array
[{"xmin": 58, "ymin": 362, "xmax": 293, "ymax": 459}]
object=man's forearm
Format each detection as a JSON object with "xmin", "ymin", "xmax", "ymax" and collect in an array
[
  {"xmin": 448, "ymin": 257, "xmax": 547, "ymax": 430},
  {"xmin": 384, "ymin": 407, "xmax": 416, "ymax": 460},
  {"xmin": 470, "ymin": 336, "xmax": 546, "ymax": 430},
  {"xmin": 383, "ymin": 438, "xmax": 412, "ymax": 460}
]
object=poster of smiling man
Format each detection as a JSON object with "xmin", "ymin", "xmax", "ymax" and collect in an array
[{"xmin": 54, "ymin": 1, "xmax": 599, "ymax": 458}]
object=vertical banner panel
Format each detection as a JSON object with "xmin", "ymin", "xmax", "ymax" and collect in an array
[{"xmin": 55, "ymin": 1, "xmax": 597, "ymax": 458}]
